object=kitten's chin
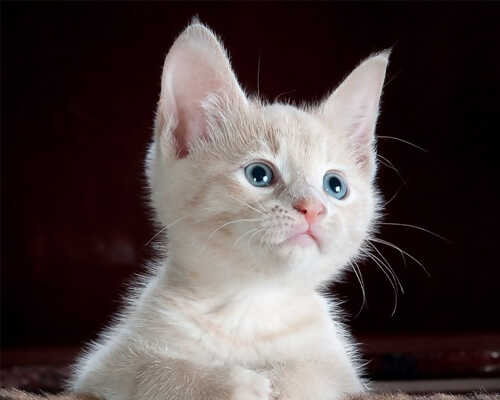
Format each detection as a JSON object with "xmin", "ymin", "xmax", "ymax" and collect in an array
[{"xmin": 273, "ymin": 234, "xmax": 322, "ymax": 264}]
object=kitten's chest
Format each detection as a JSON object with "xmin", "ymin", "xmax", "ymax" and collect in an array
[{"xmin": 170, "ymin": 293, "xmax": 335, "ymax": 364}]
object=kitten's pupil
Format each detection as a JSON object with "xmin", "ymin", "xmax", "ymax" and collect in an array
[
  {"xmin": 245, "ymin": 162, "xmax": 273, "ymax": 187},
  {"xmin": 253, "ymin": 166, "xmax": 268, "ymax": 184},
  {"xmin": 330, "ymin": 177, "xmax": 341, "ymax": 193}
]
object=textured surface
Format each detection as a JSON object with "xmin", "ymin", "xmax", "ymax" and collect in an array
[
  {"xmin": 2, "ymin": 363, "xmax": 500, "ymax": 396},
  {"xmin": 0, "ymin": 366, "xmax": 71, "ymax": 395},
  {"xmin": 0, "ymin": 389, "xmax": 95, "ymax": 400},
  {"xmin": 1, "ymin": 388, "xmax": 499, "ymax": 400}
]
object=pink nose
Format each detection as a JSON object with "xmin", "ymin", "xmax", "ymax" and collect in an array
[{"xmin": 293, "ymin": 198, "xmax": 326, "ymax": 225}]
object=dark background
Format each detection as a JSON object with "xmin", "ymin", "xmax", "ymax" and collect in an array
[{"xmin": 2, "ymin": 3, "xmax": 499, "ymax": 352}]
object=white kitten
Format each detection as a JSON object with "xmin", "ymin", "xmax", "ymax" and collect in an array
[{"xmin": 69, "ymin": 21, "xmax": 388, "ymax": 400}]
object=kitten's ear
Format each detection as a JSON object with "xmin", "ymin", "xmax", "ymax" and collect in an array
[
  {"xmin": 321, "ymin": 51, "xmax": 390, "ymax": 176},
  {"xmin": 157, "ymin": 21, "xmax": 247, "ymax": 158}
]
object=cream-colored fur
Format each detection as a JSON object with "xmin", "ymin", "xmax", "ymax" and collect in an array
[{"xmin": 69, "ymin": 21, "xmax": 389, "ymax": 400}]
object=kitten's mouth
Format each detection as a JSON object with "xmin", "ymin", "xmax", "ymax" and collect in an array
[{"xmin": 283, "ymin": 229, "xmax": 319, "ymax": 248}]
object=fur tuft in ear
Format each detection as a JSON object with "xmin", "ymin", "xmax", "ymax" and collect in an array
[
  {"xmin": 156, "ymin": 21, "xmax": 247, "ymax": 158},
  {"xmin": 321, "ymin": 51, "xmax": 390, "ymax": 176}
]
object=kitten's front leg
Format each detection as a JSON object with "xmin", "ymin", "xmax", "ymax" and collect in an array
[
  {"xmin": 265, "ymin": 359, "xmax": 365, "ymax": 400},
  {"xmin": 135, "ymin": 357, "xmax": 272, "ymax": 400}
]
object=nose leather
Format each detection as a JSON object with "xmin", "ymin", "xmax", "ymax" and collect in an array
[{"xmin": 293, "ymin": 197, "xmax": 326, "ymax": 225}]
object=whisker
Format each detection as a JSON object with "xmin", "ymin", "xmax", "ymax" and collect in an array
[
  {"xmin": 378, "ymin": 135, "xmax": 428, "ymax": 152},
  {"xmin": 383, "ymin": 184, "xmax": 404, "ymax": 207},
  {"xmin": 274, "ymin": 89, "xmax": 297, "ymax": 103},
  {"xmin": 366, "ymin": 241, "xmax": 404, "ymax": 294},
  {"xmin": 362, "ymin": 249, "xmax": 399, "ymax": 317},
  {"xmin": 370, "ymin": 237, "xmax": 430, "ymax": 277},
  {"xmin": 233, "ymin": 227, "xmax": 259, "ymax": 247},
  {"xmin": 377, "ymin": 154, "xmax": 407, "ymax": 185},
  {"xmin": 256, "ymin": 54, "xmax": 261, "ymax": 98},
  {"xmin": 350, "ymin": 260, "xmax": 367, "ymax": 318},
  {"xmin": 380, "ymin": 222, "xmax": 450, "ymax": 243},
  {"xmin": 208, "ymin": 218, "xmax": 262, "ymax": 240},
  {"xmin": 228, "ymin": 194, "xmax": 266, "ymax": 215},
  {"xmin": 255, "ymin": 199, "xmax": 268, "ymax": 214},
  {"xmin": 382, "ymin": 69, "xmax": 401, "ymax": 90},
  {"xmin": 247, "ymin": 227, "xmax": 266, "ymax": 249},
  {"xmin": 366, "ymin": 249, "xmax": 402, "ymax": 296},
  {"xmin": 145, "ymin": 227, "xmax": 168, "ymax": 247},
  {"xmin": 377, "ymin": 154, "xmax": 398, "ymax": 170},
  {"xmin": 145, "ymin": 215, "xmax": 189, "ymax": 246}
]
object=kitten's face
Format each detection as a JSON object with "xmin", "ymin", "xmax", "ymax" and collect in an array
[
  {"xmin": 151, "ymin": 102, "xmax": 377, "ymax": 284},
  {"xmin": 147, "ymin": 22, "xmax": 386, "ymax": 286}
]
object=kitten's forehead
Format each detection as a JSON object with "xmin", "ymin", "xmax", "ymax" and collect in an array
[{"xmin": 259, "ymin": 103, "xmax": 349, "ymax": 171}]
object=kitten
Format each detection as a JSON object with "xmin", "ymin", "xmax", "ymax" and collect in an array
[{"xmin": 69, "ymin": 21, "xmax": 388, "ymax": 400}]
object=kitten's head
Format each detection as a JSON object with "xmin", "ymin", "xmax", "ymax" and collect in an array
[{"xmin": 146, "ymin": 22, "xmax": 388, "ymax": 288}]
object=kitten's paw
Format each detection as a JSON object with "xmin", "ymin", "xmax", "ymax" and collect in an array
[{"xmin": 229, "ymin": 366, "xmax": 272, "ymax": 400}]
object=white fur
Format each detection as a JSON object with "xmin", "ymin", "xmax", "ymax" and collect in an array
[{"xmin": 69, "ymin": 21, "xmax": 389, "ymax": 400}]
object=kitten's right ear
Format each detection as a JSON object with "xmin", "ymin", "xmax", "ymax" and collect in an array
[
  {"xmin": 157, "ymin": 21, "xmax": 247, "ymax": 158},
  {"xmin": 320, "ymin": 51, "xmax": 389, "ymax": 177}
]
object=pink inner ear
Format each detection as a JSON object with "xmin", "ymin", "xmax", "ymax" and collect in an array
[
  {"xmin": 158, "ymin": 23, "xmax": 247, "ymax": 159},
  {"xmin": 174, "ymin": 133, "xmax": 190, "ymax": 159},
  {"xmin": 174, "ymin": 95, "xmax": 209, "ymax": 158},
  {"xmin": 166, "ymin": 51, "xmax": 214, "ymax": 158},
  {"xmin": 349, "ymin": 109, "xmax": 375, "ymax": 144},
  {"xmin": 347, "ymin": 113, "xmax": 377, "ymax": 170}
]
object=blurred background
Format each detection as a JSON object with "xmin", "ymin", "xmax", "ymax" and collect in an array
[{"xmin": 2, "ymin": 2, "xmax": 500, "ymax": 393}]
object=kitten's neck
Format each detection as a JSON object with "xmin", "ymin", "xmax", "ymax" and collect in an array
[
  {"xmin": 159, "ymin": 249, "xmax": 316, "ymax": 302},
  {"xmin": 157, "ymin": 255, "xmax": 322, "ymax": 331}
]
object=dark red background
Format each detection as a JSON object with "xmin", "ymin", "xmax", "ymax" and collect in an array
[{"xmin": 2, "ymin": 3, "xmax": 499, "ymax": 351}]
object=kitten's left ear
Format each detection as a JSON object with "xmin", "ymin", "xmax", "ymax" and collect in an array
[{"xmin": 320, "ymin": 51, "xmax": 390, "ymax": 176}]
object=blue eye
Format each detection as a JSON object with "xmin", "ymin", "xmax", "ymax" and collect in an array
[
  {"xmin": 245, "ymin": 162, "xmax": 274, "ymax": 187},
  {"xmin": 323, "ymin": 172, "xmax": 348, "ymax": 199}
]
